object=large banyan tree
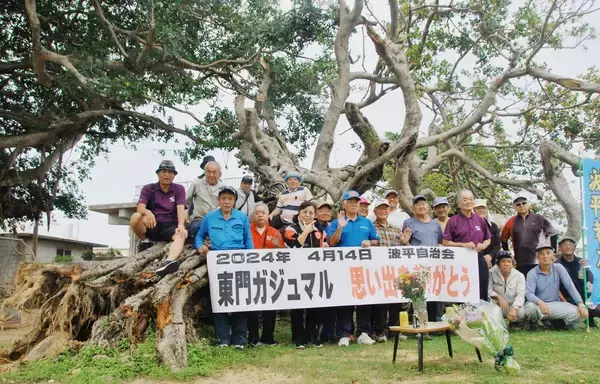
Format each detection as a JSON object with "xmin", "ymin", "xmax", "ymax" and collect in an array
[{"xmin": 1, "ymin": 0, "xmax": 599, "ymax": 370}]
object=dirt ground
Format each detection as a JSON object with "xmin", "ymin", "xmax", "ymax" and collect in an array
[
  {"xmin": 0, "ymin": 309, "xmax": 39, "ymax": 347},
  {"xmin": 130, "ymin": 368, "xmax": 306, "ymax": 384}
]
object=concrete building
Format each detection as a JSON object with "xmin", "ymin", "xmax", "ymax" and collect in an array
[
  {"xmin": 0, "ymin": 233, "xmax": 107, "ymax": 264},
  {"xmin": 0, "ymin": 234, "xmax": 106, "ymax": 293}
]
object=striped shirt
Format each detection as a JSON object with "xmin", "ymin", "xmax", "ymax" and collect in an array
[
  {"xmin": 276, "ymin": 186, "xmax": 313, "ymax": 224},
  {"xmin": 374, "ymin": 221, "xmax": 402, "ymax": 247}
]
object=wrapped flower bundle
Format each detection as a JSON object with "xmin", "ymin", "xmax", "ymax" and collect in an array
[{"xmin": 445, "ymin": 301, "xmax": 520, "ymax": 374}]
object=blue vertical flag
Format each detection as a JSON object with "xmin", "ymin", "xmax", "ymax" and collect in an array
[{"xmin": 582, "ymin": 158, "xmax": 600, "ymax": 304}]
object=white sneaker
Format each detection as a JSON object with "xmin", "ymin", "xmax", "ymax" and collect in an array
[
  {"xmin": 357, "ymin": 333, "xmax": 376, "ymax": 345},
  {"xmin": 398, "ymin": 334, "xmax": 408, "ymax": 340},
  {"xmin": 376, "ymin": 334, "xmax": 387, "ymax": 343},
  {"xmin": 338, "ymin": 337, "xmax": 351, "ymax": 347}
]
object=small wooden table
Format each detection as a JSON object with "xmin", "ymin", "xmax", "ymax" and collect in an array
[{"xmin": 389, "ymin": 322, "xmax": 482, "ymax": 373}]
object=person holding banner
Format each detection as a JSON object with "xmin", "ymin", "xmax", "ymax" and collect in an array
[
  {"xmin": 403, "ymin": 195, "xmax": 444, "ymax": 334},
  {"xmin": 247, "ymin": 203, "xmax": 283, "ymax": 346},
  {"xmin": 328, "ymin": 190, "xmax": 379, "ymax": 347},
  {"xmin": 372, "ymin": 199, "xmax": 410, "ymax": 342},
  {"xmin": 442, "ymin": 189, "xmax": 491, "ymax": 300},
  {"xmin": 284, "ymin": 201, "xmax": 329, "ymax": 349},
  {"xmin": 196, "ymin": 186, "xmax": 254, "ymax": 350},
  {"xmin": 524, "ymin": 243, "xmax": 588, "ymax": 330}
]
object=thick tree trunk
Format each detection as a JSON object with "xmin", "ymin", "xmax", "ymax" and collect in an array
[
  {"xmin": 0, "ymin": 244, "xmax": 207, "ymax": 370},
  {"xmin": 540, "ymin": 141, "xmax": 581, "ymax": 240}
]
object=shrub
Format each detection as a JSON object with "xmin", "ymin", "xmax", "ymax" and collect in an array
[
  {"xmin": 54, "ymin": 254, "xmax": 74, "ymax": 263},
  {"xmin": 82, "ymin": 250, "xmax": 95, "ymax": 261}
]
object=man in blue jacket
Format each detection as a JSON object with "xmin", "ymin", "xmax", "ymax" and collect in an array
[
  {"xmin": 196, "ymin": 186, "xmax": 254, "ymax": 349},
  {"xmin": 328, "ymin": 190, "xmax": 379, "ymax": 347}
]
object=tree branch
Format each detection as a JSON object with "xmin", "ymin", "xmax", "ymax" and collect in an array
[
  {"xmin": 526, "ymin": 66, "xmax": 600, "ymax": 93},
  {"xmin": 311, "ymin": 0, "xmax": 364, "ymax": 172},
  {"xmin": 440, "ymin": 148, "xmax": 544, "ymax": 197}
]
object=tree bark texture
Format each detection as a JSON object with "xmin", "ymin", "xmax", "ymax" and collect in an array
[{"xmin": 0, "ymin": 244, "xmax": 207, "ymax": 370}]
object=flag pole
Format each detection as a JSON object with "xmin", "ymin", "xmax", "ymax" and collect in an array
[{"xmin": 579, "ymin": 155, "xmax": 590, "ymax": 331}]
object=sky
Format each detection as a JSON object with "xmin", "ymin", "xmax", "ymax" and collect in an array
[{"xmin": 29, "ymin": 0, "xmax": 600, "ymax": 248}]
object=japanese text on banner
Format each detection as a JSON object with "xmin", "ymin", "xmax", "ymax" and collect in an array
[
  {"xmin": 583, "ymin": 159, "xmax": 600, "ymax": 304},
  {"xmin": 207, "ymin": 246, "xmax": 480, "ymax": 313}
]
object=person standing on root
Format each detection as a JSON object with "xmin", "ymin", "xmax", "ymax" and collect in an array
[
  {"xmin": 235, "ymin": 176, "xmax": 261, "ymax": 218},
  {"xmin": 247, "ymin": 203, "xmax": 283, "ymax": 346},
  {"xmin": 433, "ymin": 197, "xmax": 451, "ymax": 233},
  {"xmin": 196, "ymin": 186, "xmax": 254, "ymax": 350},
  {"xmin": 130, "ymin": 160, "xmax": 187, "ymax": 277},
  {"xmin": 328, "ymin": 190, "xmax": 379, "ymax": 347},
  {"xmin": 269, "ymin": 171, "xmax": 313, "ymax": 229},
  {"xmin": 403, "ymin": 195, "xmax": 443, "ymax": 338},
  {"xmin": 442, "ymin": 189, "xmax": 491, "ymax": 301},
  {"xmin": 284, "ymin": 201, "xmax": 329, "ymax": 349},
  {"xmin": 372, "ymin": 199, "xmax": 411, "ymax": 343},
  {"xmin": 501, "ymin": 195, "xmax": 558, "ymax": 277},
  {"xmin": 187, "ymin": 161, "xmax": 223, "ymax": 240}
]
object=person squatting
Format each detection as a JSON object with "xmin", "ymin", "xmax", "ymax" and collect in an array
[{"xmin": 130, "ymin": 159, "xmax": 595, "ymax": 350}]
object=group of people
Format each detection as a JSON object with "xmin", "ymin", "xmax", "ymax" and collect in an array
[{"xmin": 129, "ymin": 159, "xmax": 597, "ymax": 350}]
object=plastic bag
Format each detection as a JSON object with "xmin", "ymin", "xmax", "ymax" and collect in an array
[{"xmin": 445, "ymin": 301, "xmax": 520, "ymax": 374}]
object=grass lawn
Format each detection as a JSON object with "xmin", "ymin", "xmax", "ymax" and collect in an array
[{"xmin": 1, "ymin": 319, "xmax": 599, "ymax": 384}]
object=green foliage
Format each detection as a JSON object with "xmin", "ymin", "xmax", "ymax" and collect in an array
[
  {"xmin": 81, "ymin": 250, "xmax": 95, "ymax": 261},
  {"xmin": 54, "ymin": 254, "xmax": 74, "ymax": 263},
  {"xmin": 1, "ymin": 0, "xmax": 336, "ymax": 226},
  {"xmin": 3, "ymin": 320, "xmax": 600, "ymax": 383}
]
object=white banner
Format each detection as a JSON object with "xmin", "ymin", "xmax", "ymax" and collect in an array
[{"xmin": 207, "ymin": 246, "xmax": 480, "ymax": 313}]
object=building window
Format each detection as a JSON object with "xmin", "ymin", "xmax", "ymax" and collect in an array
[{"xmin": 57, "ymin": 248, "xmax": 72, "ymax": 257}]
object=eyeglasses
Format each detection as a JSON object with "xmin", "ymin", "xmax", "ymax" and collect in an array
[{"xmin": 515, "ymin": 202, "xmax": 527, "ymax": 207}]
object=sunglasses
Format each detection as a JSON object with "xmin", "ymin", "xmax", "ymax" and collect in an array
[{"xmin": 515, "ymin": 202, "xmax": 527, "ymax": 207}]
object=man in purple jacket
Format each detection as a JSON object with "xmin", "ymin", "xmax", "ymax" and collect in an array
[
  {"xmin": 129, "ymin": 160, "xmax": 188, "ymax": 277},
  {"xmin": 442, "ymin": 189, "xmax": 491, "ymax": 300}
]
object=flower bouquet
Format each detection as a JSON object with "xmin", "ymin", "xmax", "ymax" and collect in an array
[
  {"xmin": 445, "ymin": 301, "xmax": 520, "ymax": 374},
  {"xmin": 395, "ymin": 267, "xmax": 430, "ymax": 327}
]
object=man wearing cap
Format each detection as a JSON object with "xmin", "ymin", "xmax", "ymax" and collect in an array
[
  {"xmin": 501, "ymin": 195, "xmax": 558, "ymax": 277},
  {"xmin": 433, "ymin": 197, "xmax": 451, "ymax": 233},
  {"xmin": 369, "ymin": 190, "xmax": 410, "ymax": 229},
  {"xmin": 524, "ymin": 243, "xmax": 588, "ymax": 330},
  {"xmin": 327, "ymin": 190, "xmax": 379, "ymax": 347},
  {"xmin": 442, "ymin": 189, "xmax": 492, "ymax": 300},
  {"xmin": 488, "ymin": 251, "xmax": 526, "ymax": 325},
  {"xmin": 474, "ymin": 199, "xmax": 501, "ymax": 268},
  {"xmin": 130, "ymin": 160, "xmax": 187, "ymax": 276},
  {"xmin": 555, "ymin": 237, "xmax": 600, "ymax": 327},
  {"xmin": 315, "ymin": 200, "xmax": 333, "ymax": 229},
  {"xmin": 359, "ymin": 196, "xmax": 371, "ymax": 217},
  {"xmin": 371, "ymin": 199, "xmax": 411, "ymax": 342},
  {"xmin": 187, "ymin": 160, "xmax": 223, "ymax": 239},
  {"xmin": 196, "ymin": 185, "xmax": 254, "ymax": 349},
  {"xmin": 403, "ymin": 195, "xmax": 444, "ymax": 330},
  {"xmin": 235, "ymin": 176, "xmax": 261, "ymax": 217},
  {"xmin": 269, "ymin": 170, "xmax": 313, "ymax": 227}
]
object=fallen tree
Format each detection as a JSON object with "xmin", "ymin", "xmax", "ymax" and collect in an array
[{"xmin": 0, "ymin": 244, "xmax": 207, "ymax": 370}]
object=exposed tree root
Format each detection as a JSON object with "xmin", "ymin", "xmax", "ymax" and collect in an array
[{"xmin": 0, "ymin": 243, "xmax": 208, "ymax": 369}]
